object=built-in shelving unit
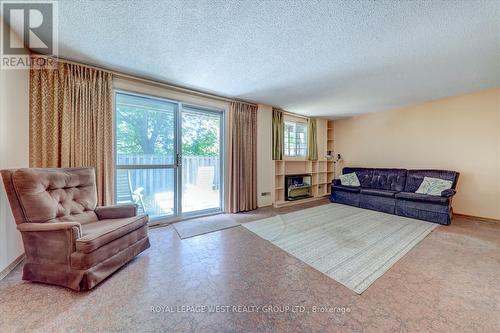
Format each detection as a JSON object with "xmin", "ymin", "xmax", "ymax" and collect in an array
[
  {"xmin": 327, "ymin": 119, "xmax": 335, "ymax": 185},
  {"xmin": 273, "ymin": 119, "xmax": 335, "ymax": 208}
]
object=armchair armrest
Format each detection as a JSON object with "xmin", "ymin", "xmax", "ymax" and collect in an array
[
  {"xmin": 95, "ymin": 204, "xmax": 137, "ymax": 220},
  {"xmin": 333, "ymin": 179, "xmax": 341, "ymax": 185},
  {"xmin": 17, "ymin": 222, "xmax": 82, "ymax": 261},
  {"xmin": 441, "ymin": 189, "xmax": 456, "ymax": 198},
  {"xmin": 18, "ymin": 221, "xmax": 81, "ymax": 236}
]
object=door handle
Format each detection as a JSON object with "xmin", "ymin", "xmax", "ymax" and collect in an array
[{"xmin": 176, "ymin": 153, "xmax": 182, "ymax": 166}]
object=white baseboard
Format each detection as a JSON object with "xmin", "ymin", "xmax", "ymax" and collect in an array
[{"xmin": 0, "ymin": 254, "xmax": 25, "ymax": 281}]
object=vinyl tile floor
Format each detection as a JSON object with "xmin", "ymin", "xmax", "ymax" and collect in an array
[{"xmin": 1, "ymin": 199, "xmax": 499, "ymax": 332}]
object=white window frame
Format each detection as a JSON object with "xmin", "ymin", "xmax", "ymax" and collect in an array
[{"xmin": 284, "ymin": 120, "xmax": 307, "ymax": 158}]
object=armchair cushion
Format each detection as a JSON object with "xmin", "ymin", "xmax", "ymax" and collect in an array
[
  {"xmin": 71, "ymin": 226, "xmax": 148, "ymax": 270},
  {"xmin": 9, "ymin": 168, "xmax": 98, "ymax": 224},
  {"xmin": 95, "ymin": 204, "xmax": 137, "ymax": 220},
  {"xmin": 76, "ymin": 215, "xmax": 148, "ymax": 253}
]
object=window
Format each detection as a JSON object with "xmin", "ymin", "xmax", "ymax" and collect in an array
[{"xmin": 284, "ymin": 120, "xmax": 307, "ymax": 157}]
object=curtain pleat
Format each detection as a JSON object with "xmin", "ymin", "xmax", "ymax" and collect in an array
[
  {"xmin": 228, "ymin": 102, "xmax": 257, "ymax": 213},
  {"xmin": 29, "ymin": 60, "xmax": 114, "ymax": 205},
  {"xmin": 307, "ymin": 118, "xmax": 318, "ymax": 160},
  {"xmin": 272, "ymin": 108, "xmax": 284, "ymax": 160}
]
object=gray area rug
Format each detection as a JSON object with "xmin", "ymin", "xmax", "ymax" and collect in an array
[
  {"xmin": 242, "ymin": 203, "xmax": 438, "ymax": 294},
  {"xmin": 174, "ymin": 216, "xmax": 240, "ymax": 239}
]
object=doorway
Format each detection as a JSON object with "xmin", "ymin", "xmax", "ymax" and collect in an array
[{"xmin": 114, "ymin": 91, "xmax": 223, "ymax": 222}]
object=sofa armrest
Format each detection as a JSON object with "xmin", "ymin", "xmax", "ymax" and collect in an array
[
  {"xmin": 95, "ymin": 204, "xmax": 137, "ymax": 220},
  {"xmin": 441, "ymin": 189, "xmax": 456, "ymax": 198},
  {"xmin": 333, "ymin": 179, "xmax": 341, "ymax": 186}
]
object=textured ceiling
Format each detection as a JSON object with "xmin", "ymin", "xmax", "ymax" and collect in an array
[{"xmin": 19, "ymin": 1, "xmax": 500, "ymax": 117}]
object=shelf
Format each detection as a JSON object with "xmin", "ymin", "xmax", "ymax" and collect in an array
[
  {"xmin": 274, "ymin": 195, "xmax": 329, "ymax": 208},
  {"xmin": 273, "ymin": 120, "xmax": 334, "ymax": 206}
]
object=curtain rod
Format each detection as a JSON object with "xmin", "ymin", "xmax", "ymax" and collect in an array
[
  {"xmin": 32, "ymin": 54, "xmax": 258, "ymax": 107},
  {"xmin": 275, "ymin": 108, "xmax": 309, "ymax": 120}
]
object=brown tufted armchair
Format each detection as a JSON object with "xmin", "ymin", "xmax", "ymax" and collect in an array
[{"xmin": 0, "ymin": 168, "xmax": 150, "ymax": 290}]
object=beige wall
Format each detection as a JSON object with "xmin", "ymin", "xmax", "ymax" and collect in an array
[
  {"xmin": 334, "ymin": 88, "xmax": 500, "ymax": 220},
  {"xmin": 0, "ymin": 23, "xmax": 29, "ymax": 273},
  {"xmin": 256, "ymin": 104, "xmax": 274, "ymax": 207}
]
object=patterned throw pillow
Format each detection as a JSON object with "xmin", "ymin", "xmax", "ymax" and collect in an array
[
  {"xmin": 415, "ymin": 177, "xmax": 453, "ymax": 196},
  {"xmin": 339, "ymin": 172, "xmax": 361, "ymax": 187}
]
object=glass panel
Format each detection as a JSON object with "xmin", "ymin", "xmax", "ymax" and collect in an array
[
  {"xmin": 116, "ymin": 92, "xmax": 176, "ymax": 166},
  {"xmin": 284, "ymin": 120, "xmax": 307, "ymax": 157},
  {"xmin": 181, "ymin": 108, "xmax": 221, "ymax": 213},
  {"xmin": 116, "ymin": 168, "xmax": 175, "ymax": 219},
  {"xmin": 297, "ymin": 123, "xmax": 307, "ymax": 157}
]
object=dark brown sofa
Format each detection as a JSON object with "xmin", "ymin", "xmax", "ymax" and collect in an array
[{"xmin": 1, "ymin": 167, "xmax": 150, "ymax": 290}]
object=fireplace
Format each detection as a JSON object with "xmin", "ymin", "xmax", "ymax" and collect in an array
[{"xmin": 285, "ymin": 174, "xmax": 312, "ymax": 201}]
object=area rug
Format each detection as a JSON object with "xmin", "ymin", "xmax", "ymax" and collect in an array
[
  {"xmin": 174, "ymin": 216, "xmax": 240, "ymax": 239},
  {"xmin": 242, "ymin": 203, "xmax": 438, "ymax": 294}
]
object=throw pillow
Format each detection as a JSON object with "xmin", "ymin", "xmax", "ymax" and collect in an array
[
  {"xmin": 415, "ymin": 177, "xmax": 453, "ymax": 196},
  {"xmin": 339, "ymin": 172, "xmax": 360, "ymax": 187}
]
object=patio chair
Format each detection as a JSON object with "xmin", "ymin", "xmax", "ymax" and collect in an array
[
  {"xmin": 116, "ymin": 170, "xmax": 146, "ymax": 213},
  {"xmin": 196, "ymin": 166, "xmax": 215, "ymax": 191}
]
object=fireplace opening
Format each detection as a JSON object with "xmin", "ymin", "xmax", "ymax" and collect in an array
[{"xmin": 285, "ymin": 174, "xmax": 313, "ymax": 201}]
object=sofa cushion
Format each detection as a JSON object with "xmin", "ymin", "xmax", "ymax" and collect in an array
[
  {"xmin": 416, "ymin": 177, "xmax": 453, "ymax": 196},
  {"xmin": 370, "ymin": 168, "xmax": 407, "ymax": 191},
  {"xmin": 405, "ymin": 170, "xmax": 459, "ymax": 192},
  {"xmin": 339, "ymin": 172, "xmax": 360, "ymax": 186},
  {"xmin": 332, "ymin": 184, "xmax": 360, "ymax": 193},
  {"xmin": 76, "ymin": 214, "xmax": 148, "ymax": 253},
  {"xmin": 342, "ymin": 168, "xmax": 374, "ymax": 187},
  {"xmin": 395, "ymin": 192, "xmax": 449, "ymax": 205},
  {"xmin": 360, "ymin": 188, "xmax": 397, "ymax": 198}
]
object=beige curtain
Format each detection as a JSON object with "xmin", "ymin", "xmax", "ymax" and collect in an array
[
  {"xmin": 306, "ymin": 118, "xmax": 318, "ymax": 160},
  {"xmin": 228, "ymin": 102, "xmax": 257, "ymax": 213},
  {"xmin": 272, "ymin": 108, "xmax": 283, "ymax": 160},
  {"xmin": 29, "ymin": 61, "xmax": 114, "ymax": 205}
]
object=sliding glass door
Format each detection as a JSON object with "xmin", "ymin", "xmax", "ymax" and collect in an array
[
  {"xmin": 181, "ymin": 107, "xmax": 223, "ymax": 214},
  {"xmin": 114, "ymin": 91, "xmax": 223, "ymax": 221},
  {"xmin": 115, "ymin": 92, "xmax": 178, "ymax": 219}
]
